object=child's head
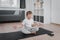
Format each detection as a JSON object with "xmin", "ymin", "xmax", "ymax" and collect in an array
[{"xmin": 26, "ymin": 11, "xmax": 32, "ymax": 19}]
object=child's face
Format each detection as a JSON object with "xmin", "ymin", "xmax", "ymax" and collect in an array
[{"xmin": 27, "ymin": 14, "xmax": 32, "ymax": 19}]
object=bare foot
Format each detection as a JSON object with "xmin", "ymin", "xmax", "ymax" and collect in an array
[{"xmin": 31, "ymin": 32, "xmax": 36, "ymax": 35}]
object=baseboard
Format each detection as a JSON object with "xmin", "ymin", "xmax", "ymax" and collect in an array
[
  {"xmin": 0, "ymin": 21, "xmax": 21, "ymax": 23},
  {"xmin": 51, "ymin": 23, "xmax": 60, "ymax": 26}
]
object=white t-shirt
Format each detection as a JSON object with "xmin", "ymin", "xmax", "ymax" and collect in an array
[{"xmin": 22, "ymin": 18, "xmax": 34, "ymax": 28}]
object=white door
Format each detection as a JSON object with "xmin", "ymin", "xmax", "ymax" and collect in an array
[{"xmin": 51, "ymin": 0, "xmax": 60, "ymax": 24}]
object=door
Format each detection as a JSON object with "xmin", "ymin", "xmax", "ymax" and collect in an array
[{"xmin": 51, "ymin": 0, "xmax": 60, "ymax": 24}]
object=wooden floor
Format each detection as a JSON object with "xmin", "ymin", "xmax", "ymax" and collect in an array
[{"xmin": 0, "ymin": 22, "xmax": 60, "ymax": 40}]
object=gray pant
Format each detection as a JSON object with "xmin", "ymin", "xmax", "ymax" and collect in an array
[{"xmin": 21, "ymin": 27, "xmax": 39, "ymax": 34}]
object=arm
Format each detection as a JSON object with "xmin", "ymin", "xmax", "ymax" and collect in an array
[
  {"xmin": 13, "ymin": 22, "xmax": 24, "ymax": 29},
  {"xmin": 32, "ymin": 22, "xmax": 38, "ymax": 27},
  {"xmin": 32, "ymin": 22, "xmax": 44, "ymax": 27}
]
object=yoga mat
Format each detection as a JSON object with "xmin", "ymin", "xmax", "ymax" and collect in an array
[{"xmin": 0, "ymin": 28, "xmax": 54, "ymax": 40}]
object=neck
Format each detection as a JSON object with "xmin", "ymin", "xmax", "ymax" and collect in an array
[{"xmin": 27, "ymin": 18, "xmax": 31, "ymax": 20}]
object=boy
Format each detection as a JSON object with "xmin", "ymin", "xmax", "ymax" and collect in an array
[{"xmin": 21, "ymin": 11, "xmax": 39, "ymax": 34}]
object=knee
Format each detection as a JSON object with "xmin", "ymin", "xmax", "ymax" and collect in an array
[{"xmin": 36, "ymin": 28, "xmax": 39, "ymax": 31}]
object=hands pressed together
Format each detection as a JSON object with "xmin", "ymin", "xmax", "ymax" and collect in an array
[{"xmin": 32, "ymin": 22, "xmax": 44, "ymax": 27}]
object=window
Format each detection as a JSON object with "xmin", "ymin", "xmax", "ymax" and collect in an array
[{"xmin": 0, "ymin": 0, "xmax": 18, "ymax": 8}]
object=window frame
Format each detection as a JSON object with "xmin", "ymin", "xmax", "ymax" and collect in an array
[{"xmin": 0, "ymin": 0, "xmax": 18, "ymax": 8}]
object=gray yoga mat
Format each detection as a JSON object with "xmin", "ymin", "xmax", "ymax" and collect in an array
[{"xmin": 0, "ymin": 28, "xmax": 54, "ymax": 40}]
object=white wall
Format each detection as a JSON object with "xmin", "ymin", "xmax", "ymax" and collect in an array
[
  {"xmin": 43, "ymin": 0, "xmax": 51, "ymax": 24},
  {"xmin": 25, "ymin": 0, "xmax": 34, "ymax": 13},
  {"xmin": 51, "ymin": 0, "xmax": 60, "ymax": 24}
]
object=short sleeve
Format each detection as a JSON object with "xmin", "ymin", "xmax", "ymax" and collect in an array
[
  {"xmin": 32, "ymin": 19, "xmax": 34, "ymax": 22},
  {"xmin": 31, "ymin": 19, "xmax": 34, "ymax": 24}
]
